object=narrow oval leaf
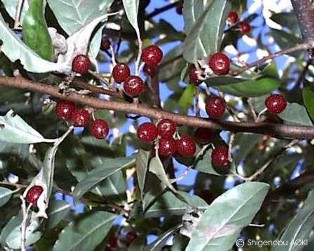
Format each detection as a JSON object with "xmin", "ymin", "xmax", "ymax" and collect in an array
[
  {"xmin": 194, "ymin": 148, "xmax": 221, "ymax": 175},
  {"xmin": 274, "ymin": 189, "xmax": 314, "ymax": 251},
  {"xmin": 53, "ymin": 211, "xmax": 115, "ymax": 251},
  {"xmin": 149, "ymin": 157, "xmax": 177, "ymax": 194},
  {"xmin": 186, "ymin": 182, "xmax": 269, "ymax": 251},
  {"xmin": 2, "ymin": 0, "xmax": 29, "ymax": 22},
  {"xmin": 0, "ymin": 187, "xmax": 13, "ymax": 207},
  {"xmin": 73, "ymin": 156, "xmax": 135, "ymax": 199},
  {"xmin": 303, "ymin": 85, "xmax": 314, "ymax": 121},
  {"xmin": 212, "ymin": 78, "xmax": 281, "ymax": 97},
  {"xmin": 0, "ymin": 16, "xmax": 70, "ymax": 73},
  {"xmin": 178, "ymin": 84, "xmax": 197, "ymax": 113},
  {"xmin": 136, "ymin": 149, "xmax": 150, "ymax": 201},
  {"xmin": 46, "ymin": 200, "xmax": 72, "ymax": 229},
  {"xmin": 183, "ymin": 0, "xmax": 231, "ymax": 63},
  {"xmin": 122, "ymin": 0, "xmax": 140, "ymax": 35},
  {"xmin": 278, "ymin": 103, "xmax": 312, "ymax": 126},
  {"xmin": 47, "ymin": 0, "xmax": 113, "ymax": 35},
  {"xmin": 0, "ymin": 110, "xmax": 54, "ymax": 144},
  {"xmin": 22, "ymin": 0, "xmax": 53, "ymax": 60}
]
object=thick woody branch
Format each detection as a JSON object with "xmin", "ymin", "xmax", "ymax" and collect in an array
[
  {"xmin": 1, "ymin": 76, "xmax": 314, "ymax": 140},
  {"xmin": 290, "ymin": 0, "xmax": 314, "ymax": 45}
]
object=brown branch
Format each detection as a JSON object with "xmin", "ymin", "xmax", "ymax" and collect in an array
[
  {"xmin": 233, "ymin": 43, "xmax": 313, "ymax": 76},
  {"xmin": 263, "ymin": 170, "xmax": 314, "ymax": 207},
  {"xmin": 2, "ymin": 76, "xmax": 314, "ymax": 139},
  {"xmin": 146, "ymin": 1, "xmax": 180, "ymax": 19},
  {"xmin": 290, "ymin": 0, "xmax": 314, "ymax": 45}
]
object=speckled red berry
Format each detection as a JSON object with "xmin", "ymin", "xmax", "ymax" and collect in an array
[
  {"xmin": 71, "ymin": 108, "xmax": 91, "ymax": 127},
  {"xmin": 205, "ymin": 97, "xmax": 225, "ymax": 118},
  {"xmin": 158, "ymin": 137, "xmax": 177, "ymax": 157},
  {"xmin": 101, "ymin": 37, "xmax": 111, "ymax": 51},
  {"xmin": 26, "ymin": 185, "xmax": 43, "ymax": 207},
  {"xmin": 195, "ymin": 127, "xmax": 217, "ymax": 145},
  {"xmin": 157, "ymin": 119, "xmax": 177, "ymax": 139},
  {"xmin": 137, "ymin": 122, "xmax": 158, "ymax": 142},
  {"xmin": 211, "ymin": 146, "xmax": 230, "ymax": 168},
  {"xmin": 90, "ymin": 119, "xmax": 109, "ymax": 139},
  {"xmin": 72, "ymin": 54, "xmax": 91, "ymax": 74},
  {"xmin": 227, "ymin": 11, "xmax": 238, "ymax": 24},
  {"xmin": 176, "ymin": 135, "xmax": 196, "ymax": 157},
  {"xmin": 239, "ymin": 21, "xmax": 251, "ymax": 34},
  {"xmin": 143, "ymin": 64, "xmax": 157, "ymax": 76},
  {"xmin": 123, "ymin": 75, "xmax": 145, "ymax": 97},
  {"xmin": 189, "ymin": 65, "xmax": 200, "ymax": 85},
  {"xmin": 265, "ymin": 94, "xmax": 287, "ymax": 114},
  {"xmin": 55, "ymin": 100, "xmax": 76, "ymax": 120},
  {"xmin": 209, "ymin": 53, "xmax": 230, "ymax": 75},
  {"xmin": 112, "ymin": 63, "xmax": 131, "ymax": 83},
  {"xmin": 141, "ymin": 45, "xmax": 163, "ymax": 67}
]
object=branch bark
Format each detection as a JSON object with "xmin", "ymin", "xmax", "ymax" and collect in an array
[
  {"xmin": 290, "ymin": 0, "xmax": 314, "ymax": 45},
  {"xmin": 2, "ymin": 76, "xmax": 314, "ymax": 140}
]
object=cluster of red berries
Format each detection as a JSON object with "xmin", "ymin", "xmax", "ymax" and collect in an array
[
  {"xmin": 227, "ymin": 11, "xmax": 251, "ymax": 34},
  {"xmin": 111, "ymin": 45, "xmax": 163, "ymax": 97},
  {"xmin": 55, "ymin": 100, "xmax": 110, "ymax": 139}
]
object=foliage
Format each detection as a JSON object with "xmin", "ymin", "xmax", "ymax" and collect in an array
[{"xmin": 0, "ymin": 0, "xmax": 313, "ymax": 250}]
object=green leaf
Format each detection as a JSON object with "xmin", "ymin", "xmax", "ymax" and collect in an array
[
  {"xmin": 47, "ymin": 0, "xmax": 113, "ymax": 35},
  {"xmin": 72, "ymin": 156, "xmax": 135, "ymax": 199},
  {"xmin": 145, "ymin": 191, "xmax": 208, "ymax": 218},
  {"xmin": 53, "ymin": 211, "xmax": 115, "ymax": 251},
  {"xmin": 274, "ymin": 189, "xmax": 314, "ymax": 251},
  {"xmin": 213, "ymin": 78, "xmax": 281, "ymax": 97},
  {"xmin": 178, "ymin": 84, "xmax": 196, "ymax": 113},
  {"xmin": 0, "ymin": 16, "xmax": 70, "ymax": 73},
  {"xmin": 183, "ymin": 0, "xmax": 231, "ymax": 63},
  {"xmin": 136, "ymin": 149, "xmax": 150, "ymax": 202},
  {"xmin": 46, "ymin": 200, "xmax": 72, "ymax": 229},
  {"xmin": 0, "ymin": 187, "xmax": 13, "ymax": 207},
  {"xmin": 278, "ymin": 103, "xmax": 312, "ymax": 126},
  {"xmin": 303, "ymin": 85, "xmax": 314, "ymax": 121},
  {"xmin": 0, "ymin": 110, "xmax": 54, "ymax": 144},
  {"xmin": 0, "ymin": 211, "xmax": 42, "ymax": 249},
  {"xmin": 186, "ymin": 182, "xmax": 269, "ymax": 251},
  {"xmin": 2, "ymin": 0, "xmax": 29, "ymax": 22},
  {"xmin": 149, "ymin": 157, "xmax": 177, "ymax": 194},
  {"xmin": 122, "ymin": 0, "xmax": 140, "ymax": 37},
  {"xmin": 194, "ymin": 148, "xmax": 221, "ymax": 175},
  {"xmin": 22, "ymin": 0, "xmax": 53, "ymax": 60},
  {"xmin": 205, "ymin": 77, "xmax": 281, "ymax": 97}
]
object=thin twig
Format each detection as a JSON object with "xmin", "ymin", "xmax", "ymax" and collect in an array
[
  {"xmin": 233, "ymin": 43, "xmax": 312, "ymax": 76},
  {"xmin": 147, "ymin": 1, "xmax": 180, "ymax": 19}
]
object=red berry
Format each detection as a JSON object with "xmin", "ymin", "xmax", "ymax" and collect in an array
[
  {"xmin": 106, "ymin": 234, "xmax": 118, "ymax": 250},
  {"xmin": 239, "ymin": 21, "xmax": 251, "ymax": 34},
  {"xmin": 211, "ymin": 146, "xmax": 230, "ymax": 168},
  {"xmin": 141, "ymin": 45, "xmax": 163, "ymax": 67},
  {"xmin": 195, "ymin": 127, "xmax": 217, "ymax": 145},
  {"xmin": 71, "ymin": 108, "xmax": 91, "ymax": 127},
  {"xmin": 189, "ymin": 65, "xmax": 200, "ymax": 85},
  {"xmin": 72, "ymin": 54, "xmax": 90, "ymax": 74},
  {"xmin": 158, "ymin": 138, "xmax": 177, "ymax": 157},
  {"xmin": 176, "ymin": 135, "xmax": 196, "ymax": 157},
  {"xmin": 157, "ymin": 119, "xmax": 177, "ymax": 139},
  {"xmin": 112, "ymin": 63, "xmax": 131, "ymax": 83},
  {"xmin": 143, "ymin": 64, "xmax": 157, "ymax": 76},
  {"xmin": 125, "ymin": 231, "xmax": 138, "ymax": 246},
  {"xmin": 55, "ymin": 100, "xmax": 76, "ymax": 120},
  {"xmin": 265, "ymin": 94, "xmax": 287, "ymax": 114},
  {"xmin": 227, "ymin": 11, "xmax": 238, "ymax": 24},
  {"xmin": 123, "ymin": 75, "xmax": 145, "ymax": 97},
  {"xmin": 90, "ymin": 119, "xmax": 109, "ymax": 139},
  {"xmin": 137, "ymin": 122, "xmax": 158, "ymax": 142},
  {"xmin": 208, "ymin": 53, "xmax": 230, "ymax": 75},
  {"xmin": 101, "ymin": 37, "xmax": 111, "ymax": 51},
  {"xmin": 26, "ymin": 185, "xmax": 43, "ymax": 207},
  {"xmin": 205, "ymin": 97, "xmax": 225, "ymax": 118}
]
